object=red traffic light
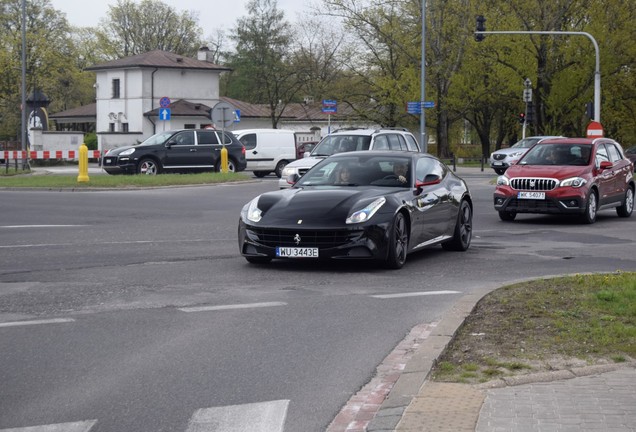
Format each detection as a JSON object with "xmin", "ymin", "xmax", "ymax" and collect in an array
[{"xmin": 518, "ymin": 113, "xmax": 526, "ymax": 124}]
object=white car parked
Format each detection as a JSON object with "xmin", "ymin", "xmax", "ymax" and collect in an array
[
  {"xmin": 489, "ymin": 136, "xmax": 562, "ymax": 175},
  {"xmin": 278, "ymin": 128, "xmax": 421, "ymax": 188}
]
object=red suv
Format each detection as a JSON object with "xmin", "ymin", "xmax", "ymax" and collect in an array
[{"xmin": 494, "ymin": 138, "xmax": 634, "ymax": 224}]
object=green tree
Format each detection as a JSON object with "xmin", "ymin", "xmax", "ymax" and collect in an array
[
  {"xmin": 225, "ymin": 0, "xmax": 301, "ymax": 128},
  {"xmin": 94, "ymin": 0, "xmax": 204, "ymax": 59},
  {"xmin": 0, "ymin": 0, "xmax": 88, "ymax": 139}
]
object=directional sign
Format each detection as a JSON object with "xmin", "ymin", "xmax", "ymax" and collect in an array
[
  {"xmin": 159, "ymin": 96, "xmax": 171, "ymax": 108},
  {"xmin": 322, "ymin": 99, "xmax": 337, "ymax": 113},
  {"xmin": 407, "ymin": 102, "xmax": 421, "ymax": 114},
  {"xmin": 234, "ymin": 109, "xmax": 241, "ymax": 123},
  {"xmin": 159, "ymin": 108, "xmax": 171, "ymax": 121}
]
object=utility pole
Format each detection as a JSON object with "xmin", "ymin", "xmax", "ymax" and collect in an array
[{"xmin": 420, "ymin": 0, "xmax": 427, "ymax": 152}]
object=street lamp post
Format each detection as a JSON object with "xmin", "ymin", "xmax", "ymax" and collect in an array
[
  {"xmin": 474, "ymin": 29, "xmax": 601, "ymax": 123},
  {"xmin": 420, "ymin": 0, "xmax": 427, "ymax": 152}
]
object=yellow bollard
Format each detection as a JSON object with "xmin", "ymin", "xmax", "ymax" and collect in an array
[
  {"xmin": 77, "ymin": 143, "xmax": 90, "ymax": 183},
  {"xmin": 220, "ymin": 145, "xmax": 229, "ymax": 173}
]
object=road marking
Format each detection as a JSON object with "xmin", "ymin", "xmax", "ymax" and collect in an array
[
  {"xmin": 0, "ymin": 419, "xmax": 97, "ymax": 432},
  {"xmin": 0, "ymin": 318, "xmax": 75, "ymax": 328},
  {"xmin": 186, "ymin": 400, "xmax": 289, "ymax": 432},
  {"xmin": 178, "ymin": 302, "xmax": 287, "ymax": 313},
  {"xmin": 0, "ymin": 239, "xmax": 212, "ymax": 249},
  {"xmin": 0, "ymin": 225, "xmax": 86, "ymax": 229},
  {"xmin": 371, "ymin": 290, "xmax": 461, "ymax": 299}
]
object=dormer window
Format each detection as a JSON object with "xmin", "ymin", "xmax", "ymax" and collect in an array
[{"xmin": 112, "ymin": 79, "xmax": 120, "ymax": 99}]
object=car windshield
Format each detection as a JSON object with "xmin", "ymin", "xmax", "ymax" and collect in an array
[
  {"xmin": 519, "ymin": 143, "xmax": 592, "ymax": 166},
  {"xmin": 138, "ymin": 131, "xmax": 175, "ymax": 146},
  {"xmin": 512, "ymin": 137, "xmax": 541, "ymax": 149},
  {"xmin": 310, "ymin": 135, "xmax": 372, "ymax": 157},
  {"xmin": 295, "ymin": 155, "xmax": 412, "ymax": 188}
]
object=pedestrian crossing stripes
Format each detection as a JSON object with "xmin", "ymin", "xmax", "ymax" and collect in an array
[{"xmin": 0, "ymin": 400, "xmax": 289, "ymax": 432}]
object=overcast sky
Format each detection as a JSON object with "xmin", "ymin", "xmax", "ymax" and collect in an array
[{"xmin": 48, "ymin": 0, "xmax": 311, "ymax": 36}]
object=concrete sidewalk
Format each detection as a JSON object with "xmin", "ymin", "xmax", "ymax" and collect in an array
[{"xmin": 327, "ymin": 279, "xmax": 636, "ymax": 432}]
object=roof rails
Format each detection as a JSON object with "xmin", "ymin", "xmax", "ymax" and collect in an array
[{"xmin": 374, "ymin": 127, "xmax": 409, "ymax": 132}]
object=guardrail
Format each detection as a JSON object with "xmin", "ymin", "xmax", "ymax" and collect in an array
[{"xmin": 2, "ymin": 150, "xmax": 101, "ymax": 160}]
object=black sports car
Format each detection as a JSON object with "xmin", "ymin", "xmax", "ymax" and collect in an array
[{"xmin": 238, "ymin": 151, "xmax": 473, "ymax": 269}]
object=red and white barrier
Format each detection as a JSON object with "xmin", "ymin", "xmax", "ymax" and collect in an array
[{"xmin": 1, "ymin": 150, "xmax": 101, "ymax": 160}]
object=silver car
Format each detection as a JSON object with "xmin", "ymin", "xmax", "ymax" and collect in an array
[
  {"xmin": 278, "ymin": 128, "xmax": 421, "ymax": 188},
  {"xmin": 489, "ymin": 136, "xmax": 561, "ymax": 174}
]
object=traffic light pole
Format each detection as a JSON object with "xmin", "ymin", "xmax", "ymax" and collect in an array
[{"xmin": 475, "ymin": 29, "xmax": 601, "ymax": 123}]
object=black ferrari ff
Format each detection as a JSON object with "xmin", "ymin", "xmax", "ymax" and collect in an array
[{"xmin": 238, "ymin": 151, "xmax": 473, "ymax": 269}]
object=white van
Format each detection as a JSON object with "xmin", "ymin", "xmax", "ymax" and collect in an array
[{"xmin": 233, "ymin": 129, "xmax": 297, "ymax": 177}]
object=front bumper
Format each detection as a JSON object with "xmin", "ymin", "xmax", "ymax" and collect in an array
[
  {"xmin": 102, "ymin": 157, "xmax": 136, "ymax": 174},
  {"xmin": 238, "ymin": 219, "xmax": 391, "ymax": 261},
  {"xmin": 494, "ymin": 187, "xmax": 588, "ymax": 215}
]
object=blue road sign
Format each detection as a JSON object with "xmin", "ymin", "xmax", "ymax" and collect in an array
[
  {"xmin": 234, "ymin": 109, "xmax": 241, "ymax": 123},
  {"xmin": 322, "ymin": 99, "xmax": 337, "ymax": 113},
  {"xmin": 160, "ymin": 108, "xmax": 171, "ymax": 120},
  {"xmin": 422, "ymin": 101, "xmax": 436, "ymax": 108},
  {"xmin": 407, "ymin": 102, "xmax": 421, "ymax": 114},
  {"xmin": 159, "ymin": 97, "xmax": 171, "ymax": 108}
]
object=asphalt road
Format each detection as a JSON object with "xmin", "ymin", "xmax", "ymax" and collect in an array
[{"xmin": 0, "ymin": 170, "xmax": 634, "ymax": 431}]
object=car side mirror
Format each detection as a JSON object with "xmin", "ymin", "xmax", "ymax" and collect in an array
[
  {"xmin": 165, "ymin": 140, "xmax": 176, "ymax": 149},
  {"xmin": 415, "ymin": 174, "xmax": 441, "ymax": 194},
  {"xmin": 287, "ymin": 173, "xmax": 300, "ymax": 185},
  {"xmin": 599, "ymin": 161, "xmax": 613, "ymax": 171}
]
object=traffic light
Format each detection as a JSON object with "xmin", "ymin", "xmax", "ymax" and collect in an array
[
  {"xmin": 475, "ymin": 15, "xmax": 486, "ymax": 42},
  {"xmin": 518, "ymin": 113, "xmax": 526, "ymax": 124},
  {"xmin": 526, "ymin": 102, "xmax": 535, "ymax": 123}
]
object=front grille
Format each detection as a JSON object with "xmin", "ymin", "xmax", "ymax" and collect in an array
[
  {"xmin": 493, "ymin": 154, "xmax": 507, "ymax": 161},
  {"xmin": 510, "ymin": 177, "xmax": 558, "ymax": 191},
  {"xmin": 506, "ymin": 198, "xmax": 559, "ymax": 211},
  {"xmin": 249, "ymin": 227, "xmax": 358, "ymax": 248}
]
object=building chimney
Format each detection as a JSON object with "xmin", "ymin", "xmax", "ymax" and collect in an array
[{"xmin": 197, "ymin": 46, "xmax": 210, "ymax": 62}]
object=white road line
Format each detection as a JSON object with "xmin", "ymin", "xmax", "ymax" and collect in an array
[
  {"xmin": 0, "ymin": 225, "xmax": 86, "ymax": 229},
  {"xmin": 0, "ymin": 419, "xmax": 97, "ymax": 432},
  {"xmin": 371, "ymin": 290, "xmax": 461, "ymax": 299},
  {"xmin": 0, "ymin": 318, "xmax": 75, "ymax": 328},
  {"xmin": 0, "ymin": 239, "xmax": 214, "ymax": 249},
  {"xmin": 186, "ymin": 400, "xmax": 289, "ymax": 432},
  {"xmin": 178, "ymin": 302, "xmax": 287, "ymax": 313}
]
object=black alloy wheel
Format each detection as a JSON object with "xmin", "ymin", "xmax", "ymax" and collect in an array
[
  {"xmin": 443, "ymin": 199, "xmax": 473, "ymax": 251},
  {"xmin": 385, "ymin": 212, "xmax": 408, "ymax": 269}
]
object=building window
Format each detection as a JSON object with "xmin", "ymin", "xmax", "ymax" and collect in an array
[
  {"xmin": 109, "ymin": 123, "xmax": 115, "ymax": 132},
  {"xmin": 122, "ymin": 123, "xmax": 129, "ymax": 132},
  {"xmin": 112, "ymin": 79, "xmax": 120, "ymax": 99},
  {"xmin": 184, "ymin": 124, "xmax": 196, "ymax": 129}
]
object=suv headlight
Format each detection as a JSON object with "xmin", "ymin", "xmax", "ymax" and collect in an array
[
  {"xmin": 496, "ymin": 176, "xmax": 510, "ymax": 186},
  {"xmin": 508, "ymin": 151, "xmax": 525, "ymax": 158},
  {"xmin": 560, "ymin": 177, "xmax": 587, "ymax": 188},
  {"xmin": 282, "ymin": 167, "xmax": 297, "ymax": 177},
  {"xmin": 119, "ymin": 148, "xmax": 135, "ymax": 156}
]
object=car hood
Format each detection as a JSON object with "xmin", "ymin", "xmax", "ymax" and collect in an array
[
  {"xmin": 493, "ymin": 147, "xmax": 528, "ymax": 156},
  {"xmin": 285, "ymin": 156, "xmax": 327, "ymax": 170},
  {"xmin": 105, "ymin": 145, "xmax": 136, "ymax": 156},
  {"xmin": 505, "ymin": 164, "xmax": 590, "ymax": 180},
  {"xmin": 249, "ymin": 187, "xmax": 393, "ymax": 228}
]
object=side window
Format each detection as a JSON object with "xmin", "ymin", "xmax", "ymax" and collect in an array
[
  {"xmin": 595, "ymin": 144, "xmax": 610, "ymax": 166},
  {"xmin": 112, "ymin": 79, "xmax": 120, "ymax": 99},
  {"xmin": 239, "ymin": 133, "xmax": 257, "ymax": 150},
  {"xmin": 373, "ymin": 135, "xmax": 389, "ymax": 150},
  {"xmin": 388, "ymin": 134, "xmax": 403, "ymax": 150},
  {"xmin": 197, "ymin": 131, "xmax": 219, "ymax": 145},
  {"xmin": 173, "ymin": 131, "xmax": 195, "ymax": 146},
  {"xmin": 606, "ymin": 143, "xmax": 621, "ymax": 163},
  {"xmin": 416, "ymin": 158, "xmax": 444, "ymax": 183},
  {"xmin": 404, "ymin": 134, "xmax": 420, "ymax": 151}
]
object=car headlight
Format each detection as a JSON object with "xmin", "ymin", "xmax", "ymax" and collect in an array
[
  {"xmin": 496, "ymin": 176, "xmax": 510, "ymax": 186},
  {"xmin": 560, "ymin": 177, "xmax": 587, "ymax": 188},
  {"xmin": 346, "ymin": 197, "xmax": 386, "ymax": 224},
  {"xmin": 282, "ymin": 167, "xmax": 297, "ymax": 177},
  {"xmin": 246, "ymin": 198, "xmax": 263, "ymax": 222},
  {"xmin": 119, "ymin": 148, "xmax": 135, "ymax": 156},
  {"xmin": 509, "ymin": 151, "xmax": 525, "ymax": 158}
]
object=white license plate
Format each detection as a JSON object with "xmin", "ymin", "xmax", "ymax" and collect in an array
[
  {"xmin": 276, "ymin": 247, "xmax": 319, "ymax": 258},
  {"xmin": 493, "ymin": 161, "xmax": 503, "ymax": 166},
  {"xmin": 518, "ymin": 191, "xmax": 545, "ymax": 200},
  {"xmin": 104, "ymin": 159, "xmax": 112, "ymax": 164}
]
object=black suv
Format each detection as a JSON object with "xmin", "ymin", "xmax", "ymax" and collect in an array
[{"xmin": 102, "ymin": 129, "xmax": 247, "ymax": 175}]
